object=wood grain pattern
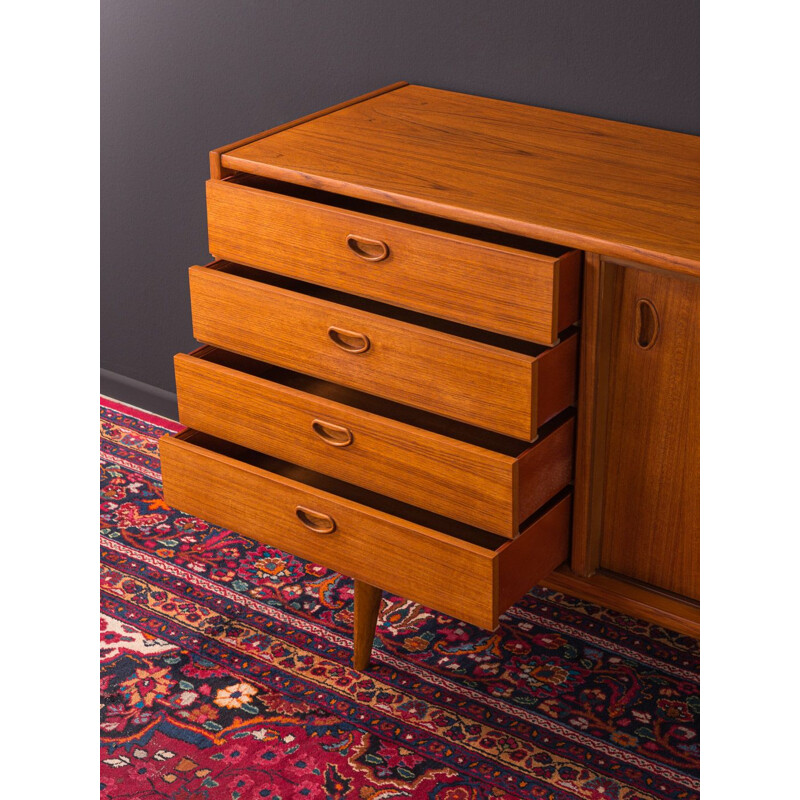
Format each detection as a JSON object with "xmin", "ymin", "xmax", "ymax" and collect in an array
[
  {"xmin": 516, "ymin": 418, "xmax": 575, "ymax": 524},
  {"xmin": 536, "ymin": 333, "xmax": 579, "ymax": 425},
  {"xmin": 353, "ymin": 581, "xmax": 383, "ymax": 671},
  {"xmin": 206, "ymin": 177, "xmax": 581, "ymax": 344},
  {"xmin": 570, "ymin": 253, "xmax": 618, "ymax": 576},
  {"xmin": 495, "ymin": 494, "xmax": 572, "ymax": 615},
  {"xmin": 188, "ymin": 262, "xmax": 578, "ymax": 440},
  {"xmin": 557, "ymin": 250, "xmax": 583, "ymax": 333},
  {"xmin": 169, "ymin": 85, "xmax": 701, "ymax": 647},
  {"xmin": 543, "ymin": 566, "xmax": 699, "ymax": 639},
  {"xmin": 598, "ymin": 265, "xmax": 700, "ymax": 600},
  {"xmin": 174, "ymin": 346, "xmax": 575, "ymax": 537},
  {"xmin": 209, "ymin": 81, "xmax": 408, "ymax": 180},
  {"xmin": 220, "ymin": 84, "xmax": 699, "ymax": 274},
  {"xmin": 158, "ymin": 430, "xmax": 572, "ymax": 629}
]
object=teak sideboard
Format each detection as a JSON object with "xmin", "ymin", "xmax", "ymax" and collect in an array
[{"xmin": 159, "ymin": 83, "xmax": 700, "ymax": 669}]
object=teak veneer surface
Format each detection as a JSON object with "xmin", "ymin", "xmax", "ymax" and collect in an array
[
  {"xmin": 598, "ymin": 266, "xmax": 700, "ymax": 600},
  {"xmin": 207, "ymin": 176, "xmax": 581, "ymax": 344},
  {"xmin": 221, "ymin": 84, "xmax": 699, "ymax": 275},
  {"xmin": 209, "ymin": 81, "xmax": 410, "ymax": 180},
  {"xmin": 189, "ymin": 261, "xmax": 578, "ymax": 440}
]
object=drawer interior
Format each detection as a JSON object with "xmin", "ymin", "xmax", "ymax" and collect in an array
[
  {"xmin": 192, "ymin": 345, "xmax": 573, "ymax": 455},
  {"xmin": 227, "ymin": 173, "xmax": 572, "ymax": 259},
  {"xmin": 208, "ymin": 261, "xmax": 577, "ymax": 355},
  {"xmin": 173, "ymin": 429, "xmax": 571, "ymax": 550}
]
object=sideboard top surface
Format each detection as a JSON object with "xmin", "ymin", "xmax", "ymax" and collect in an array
[{"xmin": 220, "ymin": 83, "xmax": 699, "ymax": 275}]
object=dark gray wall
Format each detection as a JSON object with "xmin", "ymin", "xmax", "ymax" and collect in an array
[{"xmin": 101, "ymin": 0, "xmax": 699, "ymax": 418}]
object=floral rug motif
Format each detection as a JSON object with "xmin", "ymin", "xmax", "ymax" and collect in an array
[{"xmin": 100, "ymin": 397, "xmax": 699, "ymax": 799}]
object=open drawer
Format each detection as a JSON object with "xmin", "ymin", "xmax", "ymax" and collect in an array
[
  {"xmin": 207, "ymin": 175, "xmax": 581, "ymax": 345},
  {"xmin": 189, "ymin": 261, "xmax": 578, "ymax": 440},
  {"xmin": 159, "ymin": 429, "xmax": 572, "ymax": 630}
]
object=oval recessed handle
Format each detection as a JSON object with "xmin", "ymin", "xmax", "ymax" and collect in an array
[
  {"xmin": 635, "ymin": 298, "xmax": 659, "ymax": 350},
  {"xmin": 311, "ymin": 418, "xmax": 354, "ymax": 447},
  {"xmin": 346, "ymin": 234, "xmax": 389, "ymax": 262},
  {"xmin": 328, "ymin": 326, "xmax": 371, "ymax": 354},
  {"xmin": 295, "ymin": 506, "xmax": 336, "ymax": 534}
]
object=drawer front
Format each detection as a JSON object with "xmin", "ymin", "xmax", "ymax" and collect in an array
[
  {"xmin": 207, "ymin": 179, "xmax": 581, "ymax": 345},
  {"xmin": 174, "ymin": 347, "xmax": 576, "ymax": 537},
  {"xmin": 159, "ymin": 430, "xmax": 572, "ymax": 629},
  {"xmin": 189, "ymin": 263, "xmax": 578, "ymax": 440}
]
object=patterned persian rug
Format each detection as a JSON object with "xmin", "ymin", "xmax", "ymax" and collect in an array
[{"xmin": 100, "ymin": 397, "xmax": 699, "ymax": 800}]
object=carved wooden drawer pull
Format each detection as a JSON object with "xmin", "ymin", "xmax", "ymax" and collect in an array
[
  {"xmin": 311, "ymin": 419, "xmax": 354, "ymax": 447},
  {"xmin": 295, "ymin": 506, "xmax": 336, "ymax": 534},
  {"xmin": 635, "ymin": 298, "xmax": 659, "ymax": 350},
  {"xmin": 328, "ymin": 326, "xmax": 371, "ymax": 354},
  {"xmin": 346, "ymin": 234, "xmax": 389, "ymax": 262}
]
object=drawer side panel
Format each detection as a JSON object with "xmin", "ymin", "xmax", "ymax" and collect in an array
[{"xmin": 495, "ymin": 494, "xmax": 572, "ymax": 619}]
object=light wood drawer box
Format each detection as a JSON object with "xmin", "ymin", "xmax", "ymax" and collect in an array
[
  {"xmin": 159, "ymin": 429, "xmax": 572, "ymax": 630},
  {"xmin": 189, "ymin": 261, "xmax": 579, "ymax": 441},
  {"xmin": 174, "ymin": 345, "xmax": 576, "ymax": 538},
  {"xmin": 207, "ymin": 176, "xmax": 581, "ymax": 345}
]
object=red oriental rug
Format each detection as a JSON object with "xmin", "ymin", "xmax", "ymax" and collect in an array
[{"xmin": 100, "ymin": 397, "xmax": 699, "ymax": 800}]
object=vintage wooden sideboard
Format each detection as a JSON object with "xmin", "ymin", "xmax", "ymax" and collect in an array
[{"xmin": 159, "ymin": 82, "xmax": 700, "ymax": 670}]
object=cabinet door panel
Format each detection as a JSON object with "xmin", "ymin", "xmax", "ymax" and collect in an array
[{"xmin": 599, "ymin": 266, "xmax": 699, "ymax": 600}]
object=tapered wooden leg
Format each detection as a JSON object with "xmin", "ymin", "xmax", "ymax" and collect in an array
[{"xmin": 352, "ymin": 580, "xmax": 382, "ymax": 670}]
